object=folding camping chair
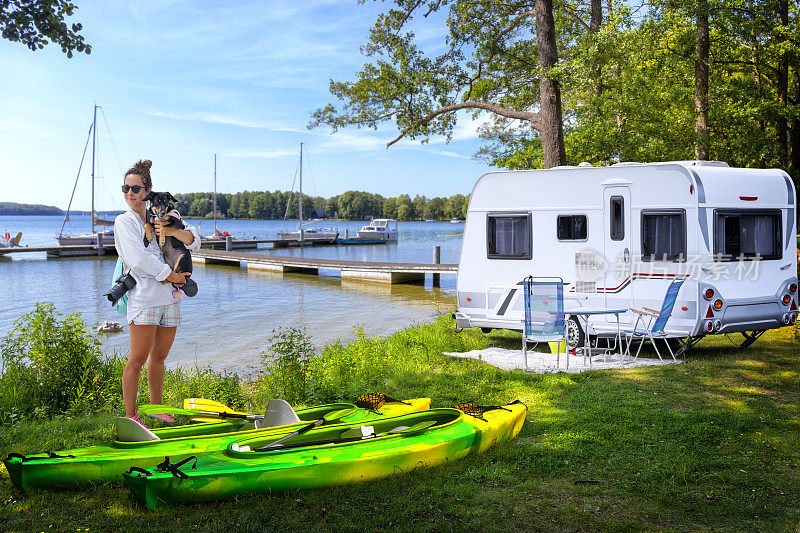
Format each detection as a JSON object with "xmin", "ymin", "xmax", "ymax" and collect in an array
[
  {"xmin": 522, "ymin": 276, "xmax": 566, "ymax": 370},
  {"xmin": 622, "ymin": 278, "xmax": 686, "ymax": 362}
]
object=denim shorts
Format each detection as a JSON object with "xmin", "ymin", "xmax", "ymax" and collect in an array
[{"xmin": 131, "ymin": 302, "xmax": 182, "ymax": 327}]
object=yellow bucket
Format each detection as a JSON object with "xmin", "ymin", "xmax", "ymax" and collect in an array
[{"xmin": 548, "ymin": 341, "xmax": 566, "ymax": 354}]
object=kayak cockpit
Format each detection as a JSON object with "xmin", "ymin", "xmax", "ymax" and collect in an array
[{"xmin": 228, "ymin": 408, "xmax": 464, "ymax": 455}]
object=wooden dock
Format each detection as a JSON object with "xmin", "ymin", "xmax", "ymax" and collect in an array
[
  {"xmin": 0, "ymin": 237, "xmax": 386, "ymax": 257},
  {"xmin": 192, "ymin": 249, "xmax": 456, "ymax": 284},
  {"xmin": 0, "ymin": 245, "xmax": 117, "ymax": 258}
]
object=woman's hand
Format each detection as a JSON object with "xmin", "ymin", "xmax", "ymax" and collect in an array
[{"xmin": 166, "ymin": 271, "xmax": 189, "ymax": 285}]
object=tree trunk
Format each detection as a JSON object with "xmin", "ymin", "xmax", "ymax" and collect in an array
[
  {"xmin": 535, "ymin": 0, "xmax": 567, "ymax": 168},
  {"xmin": 777, "ymin": 0, "xmax": 789, "ymax": 164},
  {"xmin": 790, "ymin": 74, "xmax": 800, "ymax": 180},
  {"xmin": 694, "ymin": 0, "xmax": 710, "ymax": 160}
]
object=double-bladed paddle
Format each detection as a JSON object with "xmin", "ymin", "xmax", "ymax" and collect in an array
[
  {"xmin": 254, "ymin": 409, "xmax": 355, "ymax": 451},
  {"xmin": 137, "ymin": 403, "xmax": 264, "ymax": 421},
  {"xmin": 253, "ymin": 419, "xmax": 438, "ymax": 452}
]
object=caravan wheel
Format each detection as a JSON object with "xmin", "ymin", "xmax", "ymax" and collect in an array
[{"xmin": 566, "ymin": 317, "xmax": 584, "ymax": 350}]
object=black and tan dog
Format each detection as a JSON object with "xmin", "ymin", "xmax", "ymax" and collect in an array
[{"xmin": 143, "ymin": 191, "xmax": 198, "ymax": 297}]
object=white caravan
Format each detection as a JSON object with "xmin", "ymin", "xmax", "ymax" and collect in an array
[{"xmin": 454, "ymin": 162, "xmax": 798, "ymax": 353}]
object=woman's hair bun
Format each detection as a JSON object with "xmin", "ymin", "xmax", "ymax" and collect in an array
[{"xmin": 125, "ymin": 159, "xmax": 154, "ymax": 190}]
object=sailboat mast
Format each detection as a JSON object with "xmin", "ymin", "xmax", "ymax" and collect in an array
[
  {"xmin": 90, "ymin": 104, "xmax": 97, "ymax": 235},
  {"xmin": 299, "ymin": 142, "xmax": 303, "ymax": 242},
  {"xmin": 213, "ymin": 154, "xmax": 218, "ymax": 235}
]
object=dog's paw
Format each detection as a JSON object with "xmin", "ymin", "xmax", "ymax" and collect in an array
[{"xmin": 145, "ymin": 224, "xmax": 154, "ymax": 242}]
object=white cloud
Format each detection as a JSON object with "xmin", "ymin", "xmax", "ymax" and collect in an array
[{"xmin": 145, "ymin": 110, "xmax": 306, "ymax": 133}]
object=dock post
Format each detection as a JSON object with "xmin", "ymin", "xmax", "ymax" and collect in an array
[
  {"xmin": 345, "ymin": 228, "xmax": 349, "ymax": 239},
  {"xmin": 432, "ymin": 245, "xmax": 441, "ymax": 287},
  {"xmin": 97, "ymin": 233, "xmax": 104, "ymax": 256},
  {"xmin": 225, "ymin": 235, "xmax": 232, "ymax": 251}
]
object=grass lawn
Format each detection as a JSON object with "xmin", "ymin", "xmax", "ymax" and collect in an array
[{"xmin": 0, "ymin": 317, "xmax": 798, "ymax": 532}]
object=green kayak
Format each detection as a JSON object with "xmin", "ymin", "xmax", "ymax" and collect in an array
[
  {"xmin": 124, "ymin": 401, "xmax": 527, "ymax": 510},
  {"xmin": 4, "ymin": 396, "xmax": 430, "ymax": 490}
]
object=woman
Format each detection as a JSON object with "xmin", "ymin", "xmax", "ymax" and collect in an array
[{"xmin": 113, "ymin": 160, "xmax": 201, "ymax": 425}]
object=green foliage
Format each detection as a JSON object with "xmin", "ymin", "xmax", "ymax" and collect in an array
[
  {"xmin": 255, "ymin": 327, "xmax": 316, "ymax": 406},
  {"xmin": 0, "ymin": 304, "xmax": 121, "ymax": 422},
  {"xmin": 0, "ymin": 0, "xmax": 91, "ymax": 57},
  {"xmin": 161, "ymin": 366, "xmax": 246, "ymax": 411},
  {"xmin": 306, "ymin": 319, "xmax": 489, "ymax": 403}
]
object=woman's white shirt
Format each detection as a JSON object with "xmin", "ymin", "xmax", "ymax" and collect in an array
[{"xmin": 113, "ymin": 208, "xmax": 201, "ymax": 323}]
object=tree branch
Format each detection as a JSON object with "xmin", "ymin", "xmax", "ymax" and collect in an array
[{"xmin": 386, "ymin": 101, "xmax": 539, "ymax": 147}]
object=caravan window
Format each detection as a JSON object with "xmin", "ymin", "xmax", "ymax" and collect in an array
[
  {"xmin": 557, "ymin": 215, "xmax": 587, "ymax": 241},
  {"xmin": 714, "ymin": 210, "xmax": 782, "ymax": 260},
  {"xmin": 610, "ymin": 196, "xmax": 624, "ymax": 241},
  {"xmin": 641, "ymin": 210, "xmax": 686, "ymax": 261},
  {"xmin": 487, "ymin": 213, "xmax": 531, "ymax": 259}
]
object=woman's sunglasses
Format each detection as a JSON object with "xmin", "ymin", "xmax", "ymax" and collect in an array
[{"xmin": 121, "ymin": 185, "xmax": 145, "ymax": 193}]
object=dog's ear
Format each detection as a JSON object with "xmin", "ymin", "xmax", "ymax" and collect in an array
[
  {"xmin": 143, "ymin": 191, "xmax": 154, "ymax": 202},
  {"xmin": 167, "ymin": 192, "xmax": 177, "ymax": 203}
]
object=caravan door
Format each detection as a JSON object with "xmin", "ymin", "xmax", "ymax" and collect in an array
[{"xmin": 602, "ymin": 186, "xmax": 633, "ymax": 323}]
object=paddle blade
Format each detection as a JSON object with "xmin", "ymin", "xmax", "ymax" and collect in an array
[
  {"xmin": 184, "ymin": 398, "xmax": 247, "ymax": 422},
  {"xmin": 138, "ymin": 404, "xmax": 197, "ymax": 416},
  {"xmin": 389, "ymin": 420, "xmax": 437, "ymax": 435},
  {"xmin": 184, "ymin": 398, "xmax": 236, "ymax": 412}
]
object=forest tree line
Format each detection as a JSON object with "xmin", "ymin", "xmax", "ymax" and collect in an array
[{"xmin": 174, "ymin": 190, "xmax": 469, "ymax": 221}]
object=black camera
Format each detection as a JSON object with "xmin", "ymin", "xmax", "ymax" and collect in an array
[{"xmin": 105, "ymin": 273, "xmax": 136, "ymax": 306}]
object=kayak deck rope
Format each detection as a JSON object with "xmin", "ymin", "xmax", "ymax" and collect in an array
[
  {"xmin": 126, "ymin": 456, "xmax": 199, "ymax": 479},
  {"xmin": 6, "ymin": 451, "xmax": 76, "ymax": 462},
  {"xmin": 454, "ymin": 400, "xmax": 525, "ymax": 421},
  {"xmin": 354, "ymin": 393, "xmax": 410, "ymax": 413},
  {"xmin": 156, "ymin": 455, "xmax": 198, "ymax": 479}
]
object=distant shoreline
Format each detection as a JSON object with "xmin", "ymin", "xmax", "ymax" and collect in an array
[{"xmin": 0, "ymin": 203, "xmax": 124, "ymax": 217}]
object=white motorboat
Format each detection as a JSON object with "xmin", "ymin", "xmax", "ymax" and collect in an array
[{"xmin": 356, "ymin": 219, "xmax": 399, "ymax": 242}]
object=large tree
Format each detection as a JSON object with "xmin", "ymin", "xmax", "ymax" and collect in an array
[
  {"xmin": 310, "ymin": 0, "xmax": 568, "ymax": 168},
  {"xmin": 1, "ymin": 0, "xmax": 90, "ymax": 57}
]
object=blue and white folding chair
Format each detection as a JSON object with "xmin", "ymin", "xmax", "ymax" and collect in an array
[
  {"xmin": 522, "ymin": 276, "xmax": 566, "ymax": 370},
  {"xmin": 622, "ymin": 278, "xmax": 685, "ymax": 362}
]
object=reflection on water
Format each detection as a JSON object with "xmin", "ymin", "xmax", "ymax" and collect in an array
[{"xmin": 0, "ymin": 215, "xmax": 461, "ymax": 374}]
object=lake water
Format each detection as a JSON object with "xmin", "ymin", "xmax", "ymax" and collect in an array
[{"xmin": 0, "ymin": 215, "xmax": 463, "ymax": 374}]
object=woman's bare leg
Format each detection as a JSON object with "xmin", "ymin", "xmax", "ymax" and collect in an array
[
  {"xmin": 125, "ymin": 324, "xmax": 157, "ymax": 418},
  {"xmin": 147, "ymin": 326, "xmax": 177, "ymax": 405}
]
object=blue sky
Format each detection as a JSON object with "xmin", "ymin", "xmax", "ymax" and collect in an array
[{"xmin": 0, "ymin": 0, "xmax": 495, "ymax": 212}]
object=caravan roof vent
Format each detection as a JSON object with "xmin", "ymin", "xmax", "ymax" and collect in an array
[
  {"xmin": 667, "ymin": 160, "xmax": 729, "ymax": 168},
  {"xmin": 578, "ymin": 162, "xmax": 592, "ymax": 167}
]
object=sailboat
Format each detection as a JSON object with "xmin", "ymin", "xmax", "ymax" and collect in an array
[
  {"xmin": 276, "ymin": 143, "xmax": 338, "ymax": 243},
  {"xmin": 58, "ymin": 104, "xmax": 117, "ymax": 246},
  {"xmin": 202, "ymin": 154, "xmax": 230, "ymax": 240}
]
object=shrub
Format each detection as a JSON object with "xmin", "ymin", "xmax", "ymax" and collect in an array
[
  {"xmin": 255, "ymin": 327, "xmax": 315, "ymax": 406},
  {"xmin": 0, "ymin": 303, "xmax": 122, "ymax": 423}
]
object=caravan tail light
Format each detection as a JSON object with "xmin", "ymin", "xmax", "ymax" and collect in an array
[
  {"xmin": 791, "ymin": 315, "xmax": 797, "ymax": 325},
  {"xmin": 790, "ymin": 283, "xmax": 797, "ymax": 294},
  {"xmin": 782, "ymin": 313, "xmax": 791, "ymax": 325},
  {"xmin": 705, "ymin": 306, "xmax": 714, "ymax": 318},
  {"xmin": 704, "ymin": 288, "xmax": 715, "ymax": 300},
  {"xmin": 714, "ymin": 320, "xmax": 722, "ymax": 332},
  {"xmin": 782, "ymin": 294, "xmax": 791, "ymax": 305},
  {"xmin": 706, "ymin": 321, "xmax": 714, "ymax": 332},
  {"xmin": 713, "ymin": 299, "xmax": 723, "ymax": 310}
]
